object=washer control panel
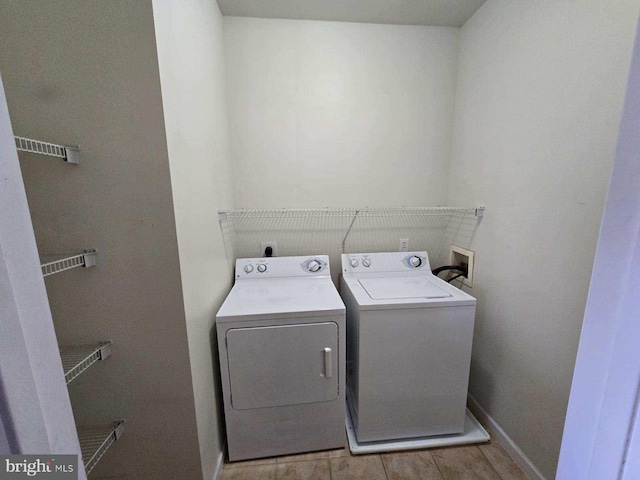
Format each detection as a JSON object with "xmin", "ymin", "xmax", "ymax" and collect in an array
[
  {"xmin": 236, "ymin": 255, "xmax": 330, "ymax": 279},
  {"xmin": 342, "ymin": 254, "xmax": 373, "ymax": 273},
  {"xmin": 342, "ymin": 252, "xmax": 431, "ymax": 274}
]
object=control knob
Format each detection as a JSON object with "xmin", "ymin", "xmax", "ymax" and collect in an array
[
  {"xmin": 409, "ymin": 256, "xmax": 422, "ymax": 267},
  {"xmin": 362, "ymin": 258, "xmax": 371, "ymax": 267},
  {"xmin": 257, "ymin": 264, "xmax": 267, "ymax": 273},
  {"xmin": 244, "ymin": 264, "xmax": 254, "ymax": 273},
  {"xmin": 350, "ymin": 259, "xmax": 359, "ymax": 268},
  {"xmin": 307, "ymin": 260, "xmax": 322, "ymax": 272}
]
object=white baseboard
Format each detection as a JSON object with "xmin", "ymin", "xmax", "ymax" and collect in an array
[
  {"xmin": 212, "ymin": 444, "xmax": 225, "ymax": 480},
  {"xmin": 467, "ymin": 394, "xmax": 547, "ymax": 480}
]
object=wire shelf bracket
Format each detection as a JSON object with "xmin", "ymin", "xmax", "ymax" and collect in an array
[
  {"xmin": 60, "ymin": 341, "xmax": 112, "ymax": 385},
  {"xmin": 78, "ymin": 421, "xmax": 126, "ymax": 474},
  {"xmin": 15, "ymin": 136, "xmax": 80, "ymax": 164},
  {"xmin": 341, "ymin": 209, "xmax": 360, "ymax": 253},
  {"xmin": 40, "ymin": 249, "xmax": 97, "ymax": 277}
]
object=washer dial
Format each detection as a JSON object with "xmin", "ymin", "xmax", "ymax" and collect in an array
[
  {"xmin": 244, "ymin": 264, "xmax": 253, "ymax": 273},
  {"xmin": 257, "ymin": 264, "xmax": 267, "ymax": 273},
  {"xmin": 362, "ymin": 258, "xmax": 371, "ymax": 267}
]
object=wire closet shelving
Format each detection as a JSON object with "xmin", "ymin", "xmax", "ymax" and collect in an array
[
  {"xmin": 78, "ymin": 422, "xmax": 126, "ymax": 474},
  {"xmin": 16, "ymin": 133, "xmax": 125, "ymax": 476},
  {"xmin": 40, "ymin": 250, "xmax": 97, "ymax": 277},
  {"xmin": 14, "ymin": 135, "xmax": 80, "ymax": 164},
  {"xmin": 218, "ymin": 206, "xmax": 485, "ymax": 275},
  {"xmin": 60, "ymin": 342, "xmax": 112, "ymax": 385}
]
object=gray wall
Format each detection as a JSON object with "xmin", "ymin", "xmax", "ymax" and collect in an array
[
  {"xmin": 0, "ymin": 1, "xmax": 202, "ymax": 478},
  {"xmin": 0, "ymin": 72, "xmax": 85, "ymax": 478},
  {"xmin": 152, "ymin": 0, "xmax": 234, "ymax": 478},
  {"xmin": 449, "ymin": 0, "xmax": 640, "ymax": 477}
]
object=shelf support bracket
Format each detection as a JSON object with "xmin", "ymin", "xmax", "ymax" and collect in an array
[
  {"xmin": 98, "ymin": 341, "xmax": 112, "ymax": 361},
  {"xmin": 64, "ymin": 145, "xmax": 80, "ymax": 164},
  {"xmin": 83, "ymin": 249, "xmax": 98, "ymax": 268},
  {"xmin": 114, "ymin": 420, "xmax": 126, "ymax": 440},
  {"xmin": 341, "ymin": 209, "xmax": 360, "ymax": 253}
]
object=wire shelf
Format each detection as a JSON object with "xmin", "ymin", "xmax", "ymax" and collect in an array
[
  {"xmin": 78, "ymin": 421, "xmax": 125, "ymax": 475},
  {"xmin": 219, "ymin": 206, "xmax": 478, "ymax": 220},
  {"xmin": 60, "ymin": 342, "xmax": 112, "ymax": 385},
  {"xmin": 218, "ymin": 207, "xmax": 484, "ymax": 282},
  {"xmin": 40, "ymin": 250, "xmax": 97, "ymax": 277},
  {"xmin": 14, "ymin": 136, "xmax": 80, "ymax": 164}
]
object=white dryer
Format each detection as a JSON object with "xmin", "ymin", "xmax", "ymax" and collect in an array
[
  {"xmin": 341, "ymin": 251, "xmax": 487, "ymax": 451},
  {"xmin": 216, "ymin": 255, "xmax": 346, "ymax": 461}
]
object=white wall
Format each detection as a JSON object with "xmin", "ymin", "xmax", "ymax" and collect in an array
[
  {"xmin": 557, "ymin": 20, "xmax": 640, "ymax": 480},
  {"xmin": 449, "ymin": 1, "xmax": 640, "ymax": 477},
  {"xmin": 0, "ymin": 2, "xmax": 202, "ymax": 478},
  {"xmin": 152, "ymin": 1, "xmax": 234, "ymax": 478},
  {"xmin": 224, "ymin": 17, "xmax": 459, "ymax": 208}
]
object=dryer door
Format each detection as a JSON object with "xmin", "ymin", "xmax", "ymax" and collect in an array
[{"xmin": 226, "ymin": 322, "xmax": 339, "ymax": 410}]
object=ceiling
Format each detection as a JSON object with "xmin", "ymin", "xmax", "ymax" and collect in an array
[{"xmin": 216, "ymin": 0, "xmax": 488, "ymax": 28}]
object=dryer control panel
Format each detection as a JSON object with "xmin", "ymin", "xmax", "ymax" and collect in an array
[
  {"xmin": 341, "ymin": 251, "xmax": 431, "ymax": 274},
  {"xmin": 236, "ymin": 255, "xmax": 330, "ymax": 279}
]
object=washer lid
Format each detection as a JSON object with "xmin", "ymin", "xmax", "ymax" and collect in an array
[{"xmin": 359, "ymin": 276, "xmax": 452, "ymax": 300}]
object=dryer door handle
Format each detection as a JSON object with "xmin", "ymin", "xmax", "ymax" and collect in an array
[{"xmin": 324, "ymin": 347, "xmax": 333, "ymax": 378}]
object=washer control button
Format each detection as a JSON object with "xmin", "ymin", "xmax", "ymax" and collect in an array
[
  {"xmin": 409, "ymin": 256, "xmax": 422, "ymax": 267},
  {"xmin": 257, "ymin": 264, "xmax": 267, "ymax": 273},
  {"xmin": 244, "ymin": 264, "xmax": 254, "ymax": 273},
  {"xmin": 307, "ymin": 260, "xmax": 322, "ymax": 272},
  {"xmin": 350, "ymin": 259, "xmax": 359, "ymax": 268},
  {"xmin": 362, "ymin": 258, "xmax": 371, "ymax": 267}
]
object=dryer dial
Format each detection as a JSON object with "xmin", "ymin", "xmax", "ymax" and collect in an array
[
  {"xmin": 307, "ymin": 260, "xmax": 322, "ymax": 272},
  {"xmin": 409, "ymin": 256, "xmax": 422, "ymax": 267}
]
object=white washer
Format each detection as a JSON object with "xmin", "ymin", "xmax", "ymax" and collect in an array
[
  {"xmin": 216, "ymin": 255, "xmax": 346, "ymax": 461},
  {"xmin": 340, "ymin": 251, "xmax": 489, "ymax": 452}
]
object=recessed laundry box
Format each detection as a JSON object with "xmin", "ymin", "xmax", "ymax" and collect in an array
[{"xmin": 216, "ymin": 255, "xmax": 346, "ymax": 461}]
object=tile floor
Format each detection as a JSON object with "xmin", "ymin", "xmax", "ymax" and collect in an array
[{"xmin": 220, "ymin": 440, "xmax": 530, "ymax": 480}]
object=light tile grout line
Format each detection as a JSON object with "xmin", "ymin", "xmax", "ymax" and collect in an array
[
  {"xmin": 473, "ymin": 445, "xmax": 503, "ymax": 479},
  {"xmin": 476, "ymin": 444, "xmax": 502, "ymax": 479},
  {"xmin": 377, "ymin": 453, "xmax": 390, "ymax": 480},
  {"xmin": 430, "ymin": 449, "xmax": 448, "ymax": 480},
  {"xmin": 476, "ymin": 443, "xmax": 520, "ymax": 480},
  {"xmin": 379, "ymin": 453, "xmax": 390, "ymax": 480}
]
